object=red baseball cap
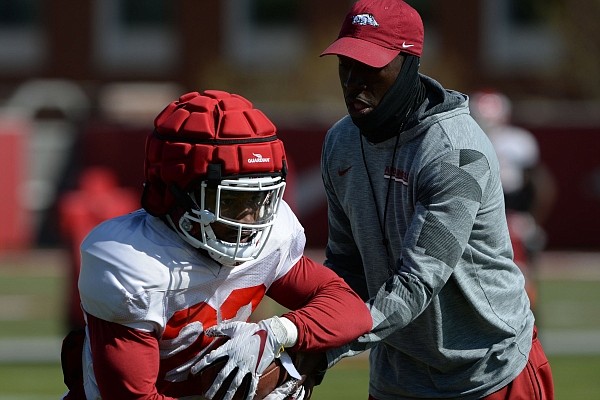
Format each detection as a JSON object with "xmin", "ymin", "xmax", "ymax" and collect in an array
[{"xmin": 320, "ymin": 0, "xmax": 424, "ymax": 68}]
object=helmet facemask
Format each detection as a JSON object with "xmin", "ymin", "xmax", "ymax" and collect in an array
[{"xmin": 170, "ymin": 176, "xmax": 286, "ymax": 266}]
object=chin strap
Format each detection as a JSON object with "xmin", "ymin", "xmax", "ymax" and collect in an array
[{"xmin": 196, "ymin": 210, "xmax": 217, "ymax": 225}]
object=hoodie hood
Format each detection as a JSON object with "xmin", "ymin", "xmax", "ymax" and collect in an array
[{"xmin": 386, "ymin": 74, "xmax": 468, "ymax": 147}]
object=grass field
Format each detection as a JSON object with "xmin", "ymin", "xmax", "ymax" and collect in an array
[
  {"xmin": 2, "ymin": 355, "xmax": 600, "ymax": 399},
  {"xmin": 1, "ymin": 249, "xmax": 599, "ymax": 399}
]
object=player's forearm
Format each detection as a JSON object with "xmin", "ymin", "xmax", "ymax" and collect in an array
[
  {"xmin": 268, "ymin": 255, "xmax": 372, "ymax": 352},
  {"xmin": 87, "ymin": 314, "xmax": 178, "ymax": 400},
  {"xmin": 285, "ymin": 284, "xmax": 372, "ymax": 351}
]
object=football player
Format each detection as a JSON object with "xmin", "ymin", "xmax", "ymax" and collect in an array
[{"xmin": 60, "ymin": 90, "xmax": 372, "ymax": 400}]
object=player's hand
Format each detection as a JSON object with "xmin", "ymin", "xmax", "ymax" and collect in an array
[
  {"xmin": 191, "ymin": 318, "xmax": 287, "ymax": 400},
  {"xmin": 263, "ymin": 378, "xmax": 307, "ymax": 400}
]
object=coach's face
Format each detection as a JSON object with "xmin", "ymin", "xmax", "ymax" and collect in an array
[{"xmin": 338, "ymin": 54, "xmax": 404, "ymax": 119}]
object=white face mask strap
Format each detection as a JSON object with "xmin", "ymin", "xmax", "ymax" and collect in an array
[
  {"xmin": 194, "ymin": 209, "xmax": 217, "ymax": 225},
  {"xmin": 199, "ymin": 215, "xmax": 218, "ymax": 241}
]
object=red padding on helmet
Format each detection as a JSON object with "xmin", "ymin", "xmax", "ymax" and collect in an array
[
  {"xmin": 218, "ymin": 94, "xmax": 253, "ymax": 110},
  {"xmin": 142, "ymin": 90, "xmax": 287, "ymax": 216},
  {"xmin": 220, "ymin": 111, "xmax": 254, "ymax": 138},
  {"xmin": 182, "ymin": 112, "xmax": 216, "ymax": 139},
  {"xmin": 156, "ymin": 107, "xmax": 191, "ymax": 135}
]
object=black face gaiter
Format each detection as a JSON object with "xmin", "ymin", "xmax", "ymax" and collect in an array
[{"xmin": 351, "ymin": 54, "xmax": 425, "ymax": 143}]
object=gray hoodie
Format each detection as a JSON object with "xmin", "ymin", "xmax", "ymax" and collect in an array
[{"xmin": 322, "ymin": 74, "xmax": 534, "ymax": 399}]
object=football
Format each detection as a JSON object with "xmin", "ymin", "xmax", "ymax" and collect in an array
[
  {"xmin": 195, "ymin": 338, "xmax": 289, "ymax": 400},
  {"xmin": 254, "ymin": 358, "xmax": 289, "ymax": 399}
]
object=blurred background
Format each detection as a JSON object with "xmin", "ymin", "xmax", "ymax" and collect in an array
[{"xmin": 0, "ymin": 0, "xmax": 599, "ymax": 399}]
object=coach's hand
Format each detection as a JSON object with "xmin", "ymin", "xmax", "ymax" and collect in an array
[{"xmin": 191, "ymin": 317, "xmax": 295, "ymax": 400}]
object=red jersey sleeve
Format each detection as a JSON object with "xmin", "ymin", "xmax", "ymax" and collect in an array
[
  {"xmin": 87, "ymin": 314, "xmax": 236, "ymax": 399},
  {"xmin": 87, "ymin": 313, "xmax": 177, "ymax": 400},
  {"xmin": 267, "ymin": 255, "xmax": 372, "ymax": 352}
]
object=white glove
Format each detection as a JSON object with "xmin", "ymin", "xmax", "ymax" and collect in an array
[
  {"xmin": 191, "ymin": 317, "xmax": 296, "ymax": 400},
  {"xmin": 263, "ymin": 379, "xmax": 306, "ymax": 400}
]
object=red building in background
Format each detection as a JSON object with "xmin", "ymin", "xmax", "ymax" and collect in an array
[{"xmin": 0, "ymin": 0, "xmax": 598, "ymax": 250}]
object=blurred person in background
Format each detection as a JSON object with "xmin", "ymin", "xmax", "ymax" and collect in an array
[
  {"xmin": 58, "ymin": 167, "xmax": 139, "ymax": 331},
  {"xmin": 470, "ymin": 90, "xmax": 557, "ymax": 312}
]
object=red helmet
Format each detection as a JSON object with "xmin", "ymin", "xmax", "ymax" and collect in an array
[{"xmin": 142, "ymin": 90, "xmax": 288, "ymax": 265}]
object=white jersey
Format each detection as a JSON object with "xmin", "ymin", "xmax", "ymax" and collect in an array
[
  {"xmin": 487, "ymin": 125, "xmax": 539, "ymax": 194},
  {"xmin": 78, "ymin": 201, "xmax": 304, "ymax": 398}
]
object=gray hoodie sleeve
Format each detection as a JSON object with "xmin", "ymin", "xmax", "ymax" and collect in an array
[{"xmin": 326, "ymin": 148, "xmax": 493, "ymax": 364}]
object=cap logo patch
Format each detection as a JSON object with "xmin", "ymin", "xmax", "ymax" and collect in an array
[
  {"xmin": 352, "ymin": 13, "xmax": 379, "ymax": 27},
  {"xmin": 248, "ymin": 153, "xmax": 271, "ymax": 164}
]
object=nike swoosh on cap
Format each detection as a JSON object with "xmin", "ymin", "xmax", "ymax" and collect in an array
[{"xmin": 401, "ymin": 42, "xmax": 415, "ymax": 48}]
